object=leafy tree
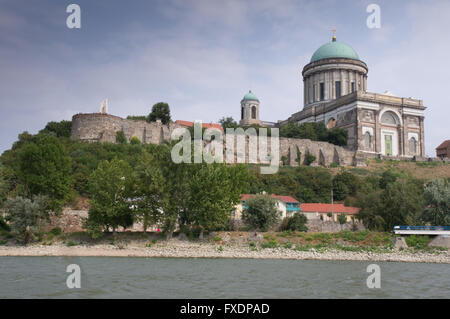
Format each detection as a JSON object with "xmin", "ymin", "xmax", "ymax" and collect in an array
[
  {"xmin": 285, "ymin": 213, "xmax": 308, "ymax": 232},
  {"xmin": 0, "ymin": 164, "xmax": 13, "ymax": 206},
  {"xmin": 5, "ymin": 195, "xmax": 50, "ymax": 244},
  {"xmin": 279, "ymin": 122, "xmax": 347, "ymax": 146},
  {"xmin": 326, "ymin": 128, "xmax": 348, "ymax": 146},
  {"xmin": 85, "ymin": 158, "xmax": 135, "ymax": 237},
  {"xmin": 147, "ymin": 102, "xmax": 171, "ymax": 124},
  {"xmin": 116, "ymin": 131, "xmax": 127, "ymax": 144},
  {"xmin": 420, "ymin": 179, "xmax": 450, "ymax": 225},
  {"xmin": 242, "ymin": 194, "xmax": 280, "ymax": 231},
  {"xmin": 130, "ymin": 136, "xmax": 141, "ymax": 145},
  {"xmin": 134, "ymin": 152, "xmax": 165, "ymax": 232},
  {"xmin": 357, "ymin": 178, "xmax": 425, "ymax": 231},
  {"xmin": 188, "ymin": 163, "xmax": 249, "ymax": 237},
  {"xmin": 17, "ymin": 134, "xmax": 72, "ymax": 212},
  {"xmin": 126, "ymin": 115, "xmax": 147, "ymax": 121},
  {"xmin": 333, "ymin": 171, "xmax": 360, "ymax": 201},
  {"xmin": 293, "ymin": 166, "xmax": 332, "ymax": 203},
  {"xmin": 40, "ymin": 120, "xmax": 72, "ymax": 138},
  {"xmin": 337, "ymin": 213, "xmax": 347, "ymax": 229},
  {"xmin": 219, "ymin": 117, "xmax": 238, "ymax": 130},
  {"xmin": 379, "ymin": 170, "xmax": 397, "ymax": 189}
]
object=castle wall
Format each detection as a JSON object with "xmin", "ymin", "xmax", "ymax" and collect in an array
[
  {"xmin": 71, "ymin": 113, "xmax": 182, "ymax": 144},
  {"xmin": 71, "ymin": 113, "xmax": 359, "ymax": 167}
]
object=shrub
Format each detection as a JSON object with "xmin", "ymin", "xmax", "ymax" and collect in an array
[
  {"xmin": 116, "ymin": 131, "xmax": 127, "ymax": 144},
  {"xmin": 213, "ymin": 236, "xmax": 222, "ymax": 242},
  {"xmin": 405, "ymin": 235, "xmax": 429, "ymax": 249},
  {"xmin": 285, "ymin": 213, "xmax": 308, "ymax": 232},
  {"xmin": 261, "ymin": 239, "xmax": 278, "ymax": 249},
  {"xmin": 130, "ymin": 136, "xmax": 141, "ymax": 145},
  {"xmin": 242, "ymin": 195, "xmax": 280, "ymax": 231},
  {"xmin": 305, "ymin": 153, "xmax": 316, "ymax": 166},
  {"xmin": 66, "ymin": 240, "xmax": 77, "ymax": 247},
  {"xmin": 49, "ymin": 227, "xmax": 62, "ymax": 236}
]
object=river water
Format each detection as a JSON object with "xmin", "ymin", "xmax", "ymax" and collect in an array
[{"xmin": 0, "ymin": 257, "xmax": 449, "ymax": 298}]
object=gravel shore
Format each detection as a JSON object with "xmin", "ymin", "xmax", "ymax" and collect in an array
[{"xmin": 0, "ymin": 239, "xmax": 449, "ymax": 263}]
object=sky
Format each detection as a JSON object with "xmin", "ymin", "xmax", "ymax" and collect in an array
[{"xmin": 0, "ymin": 0, "xmax": 449, "ymax": 156}]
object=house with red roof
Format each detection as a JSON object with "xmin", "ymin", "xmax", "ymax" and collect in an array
[
  {"xmin": 233, "ymin": 193, "xmax": 360, "ymax": 224},
  {"xmin": 436, "ymin": 140, "xmax": 450, "ymax": 159},
  {"xmin": 175, "ymin": 120, "xmax": 223, "ymax": 132},
  {"xmin": 300, "ymin": 203, "xmax": 360, "ymax": 222}
]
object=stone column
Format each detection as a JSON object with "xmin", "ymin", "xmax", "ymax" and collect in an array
[{"xmin": 420, "ymin": 117, "xmax": 425, "ymax": 156}]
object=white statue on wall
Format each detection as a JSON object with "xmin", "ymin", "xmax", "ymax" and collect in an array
[{"xmin": 99, "ymin": 98, "xmax": 108, "ymax": 114}]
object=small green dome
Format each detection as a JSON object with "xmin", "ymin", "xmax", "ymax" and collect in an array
[
  {"xmin": 242, "ymin": 90, "xmax": 259, "ymax": 102},
  {"xmin": 310, "ymin": 40, "xmax": 360, "ymax": 63}
]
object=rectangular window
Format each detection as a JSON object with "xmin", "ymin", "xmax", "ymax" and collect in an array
[
  {"xmin": 335, "ymin": 81, "xmax": 341, "ymax": 98},
  {"xmin": 320, "ymin": 82, "xmax": 325, "ymax": 101},
  {"xmin": 313, "ymin": 84, "xmax": 316, "ymax": 102},
  {"xmin": 351, "ymin": 82, "xmax": 355, "ymax": 93}
]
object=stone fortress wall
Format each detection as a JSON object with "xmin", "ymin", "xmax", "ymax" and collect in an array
[
  {"xmin": 71, "ymin": 113, "xmax": 182, "ymax": 144},
  {"xmin": 71, "ymin": 113, "xmax": 360, "ymax": 167}
]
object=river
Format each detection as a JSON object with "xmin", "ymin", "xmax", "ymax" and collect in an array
[{"xmin": 0, "ymin": 257, "xmax": 449, "ymax": 298}]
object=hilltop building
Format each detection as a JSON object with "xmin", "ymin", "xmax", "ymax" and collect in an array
[{"xmin": 279, "ymin": 33, "xmax": 426, "ymax": 158}]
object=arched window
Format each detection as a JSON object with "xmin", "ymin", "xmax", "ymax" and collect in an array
[
  {"xmin": 381, "ymin": 111, "xmax": 398, "ymax": 125},
  {"xmin": 364, "ymin": 132, "xmax": 371, "ymax": 149},
  {"xmin": 327, "ymin": 118, "xmax": 336, "ymax": 129},
  {"xmin": 409, "ymin": 137, "xmax": 416, "ymax": 154},
  {"xmin": 241, "ymin": 107, "xmax": 244, "ymax": 120},
  {"xmin": 251, "ymin": 106, "xmax": 257, "ymax": 119}
]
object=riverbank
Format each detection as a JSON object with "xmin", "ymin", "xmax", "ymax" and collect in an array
[{"xmin": 0, "ymin": 238, "xmax": 449, "ymax": 263}]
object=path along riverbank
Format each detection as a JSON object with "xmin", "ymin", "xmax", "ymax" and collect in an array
[{"xmin": 0, "ymin": 239, "xmax": 449, "ymax": 263}]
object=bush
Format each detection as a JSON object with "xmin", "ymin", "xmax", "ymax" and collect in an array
[
  {"xmin": 261, "ymin": 239, "xmax": 278, "ymax": 249},
  {"xmin": 242, "ymin": 195, "xmax": 280, "ymax": 231},
  {"xmin": 305, "ymin": 153, "xmax": 316, "ymax": 166},
  {"xmin": 284, "ymin": 213, "xmax": 308, "ymax": 232},
  {"xmin": 405, "ymin": 235, "xmax": 429, "ymax": 249},
  {"xmin": 5, "ymin": 195, "xmax": 50, "ymax": 244},
  {"xmin": 116, "ymin": 131, "xmax": 127, "ymax": 144},
  {"xmin": 130, "ymin": 136, "xmax": 141, "ymax": 145},
  {"xmin": 49, "ymin": 227, "xmax": 62, "ymax": 236}
]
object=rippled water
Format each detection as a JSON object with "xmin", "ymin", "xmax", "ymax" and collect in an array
[{"xmin": 0, "ymin": 257, "xmax": 449, "ymax": 298}]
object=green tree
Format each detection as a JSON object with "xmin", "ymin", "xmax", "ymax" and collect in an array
[
  {"xmin": 85, "ymin": 158, "xmax": 135, "ymax": 237},
  {"xmin": 147, "ymin": 102, "xmax": 171, "ymax": 124},
  {"xmin": 134, "ymin": 152, "xmax": 165, "ymax": 232},
  {"xmin": 333, "ymin": 171, "xmax": 360, "ymax": 201},
  {"xmin": 326, "ymin": 128, "xmax": 348, "ymax": 146},
  {"xmin": 40, "ymin": 120, "xmax": 72, "ymax": 138},
  {"xmin": 285, "ymin": 213, "xmax": 308, "ymax": 232},
  {"xmin": 337, "ymin": 213, "xmax": 347, "ymax": 230},
  {"xmin": 188, "ymin": 163, "xmax": 249, "ymax": 238},
  {"xmin": 130, "ymin": 136, "xmax": 141, "ymax": 145},
  {"xmin": 420, "ymin": 179, "xmax": 450, "ymax": 225},
  {"xmin": 242, "ymin": 194, "xmax": 280, "ymax": 231},
  {"xmin": 116, "ymin": 131, "xmax": 127, "ymax": 144},
  {"xmin": 357, "ymin": 178, "xmax": 425, "ymax": 231},
  {"xmin": 219, "ymin": 117, "xmax": 238, "ymax": 130},
  {"xmin": 17, "ymin": 134, "xmax": 72, "ymax": 212},
  {"xmin": 0, "ymin": 164, "xmax": 13, "ymax": 206},
  {"xmin": 379, "ymin": 170, "xmax": 397, "ymax": 189},
  {"xmin": 5, "ymin": 195, "xmax": 50, "ymax": 244}
]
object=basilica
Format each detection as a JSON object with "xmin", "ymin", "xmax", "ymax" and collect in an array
[{"xmin": 239, "ymin": 34, "xmax": 426, "ymax": 158}]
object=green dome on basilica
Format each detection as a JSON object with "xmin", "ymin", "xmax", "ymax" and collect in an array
[
  {"xmin": 310, "ymin": 37, "xmax": 360, "ymax": 63},
  {"xmin": 242, "ymin": 90, "xmax": 259, "ymax": 102}
]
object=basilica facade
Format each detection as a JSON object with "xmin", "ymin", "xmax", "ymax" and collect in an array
[{"xmin": 242, "ymin": 34, "xmax": 426, "ymax": 158}]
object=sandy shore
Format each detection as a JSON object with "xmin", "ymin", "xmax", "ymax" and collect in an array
[{"xmin": 0, "ymin": 239, "xmax": 449, "ymax": 263}]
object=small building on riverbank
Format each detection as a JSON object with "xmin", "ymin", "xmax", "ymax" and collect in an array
[{"xmin": 300, "ymin": 203, "xmax": 360, "ymax": 222}]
